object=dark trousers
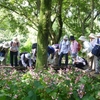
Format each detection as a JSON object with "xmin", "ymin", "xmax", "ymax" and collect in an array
[
  {"xmin": 74, "ymin": 63, "xmax": 85, "ymax": 69},
  {"xmin": 58, "ymin": 52, "xmax": 68, "ymax": 66},
  {"xmin": 10, "ymin": 51, "xmax": 18, "ymax": 67}
]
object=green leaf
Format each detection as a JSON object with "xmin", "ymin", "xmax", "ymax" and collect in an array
[{"xmin": 50, "ymin": 92, "xmax": 57, "ymax": 99}]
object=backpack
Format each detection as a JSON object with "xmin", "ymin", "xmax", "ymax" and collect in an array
[
  {"xmin": 77, "ymin": 43, "xmax": 81, "ymax": 51},
  {"xmin": 19, "ymin": 52, "xmax": 28, "ymax": 58},
  {"xmin": 92, "ymin": 39, "xmax": 100, "ymax": 57},
  {"xmin": 32, "ymin": 43, "xmax": 37, "ymax": 49}
]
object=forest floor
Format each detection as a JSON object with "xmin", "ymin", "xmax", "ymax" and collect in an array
[{"xmin": 0, "ymin": 64, "xmax": 100, "ymax": 78}]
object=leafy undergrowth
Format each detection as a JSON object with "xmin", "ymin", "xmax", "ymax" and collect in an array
[{"xmin": 0, "ymin": 66, "xmax": 100, "ymax": 100}]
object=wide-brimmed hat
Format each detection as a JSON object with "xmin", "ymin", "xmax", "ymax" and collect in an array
[
  {"xmin": 79, "ymin": 36, "xmax": 87, "ymax": 41},
  {"xmin": 0, "ymin": 44, "xmax": 3, "ymax": 48},
  {"xmin": 63, "ymin": 35, "xmax": 68, "ymax": 40},
  {"xmin": 25, "ymin": 53, "xmax": 31, "ymax": 59},
  {"xmin": 3, "ymin": 42, "xmax": 10, "ymax": 48},
  {"xmin": 89, "ymin": 33, "xmax": 96, "ymax": 39},
  {"xmin": 96, "ymin": 33, "xmax": 100, "ymax": 37},
  {"xmin": 13, "ymin": 37, "xmax": 19, "ymax": 43},
  {"xmin": 70, "ymin": 36, "xmax": 75, "ymax": 41}
]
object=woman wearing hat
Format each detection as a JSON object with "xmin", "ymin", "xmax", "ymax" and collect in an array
[
  {"xmin": 79, "ymin": 36, "xmax": 92, "ymax": 53},
  {"xmin": 10, "ymin": 37, "xmax": 20, "ymax": 67}
]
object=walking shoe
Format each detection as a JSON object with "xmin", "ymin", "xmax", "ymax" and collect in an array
[{"xmin": 85, "ymin": 69, "xmax": 92, "ymax": 72}]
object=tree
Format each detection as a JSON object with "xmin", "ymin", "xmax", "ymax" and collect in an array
[{"xmin": 36, "ymin": 0, "xmax": 52, "ymax": 70}]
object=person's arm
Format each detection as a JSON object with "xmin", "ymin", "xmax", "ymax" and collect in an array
[
  {"xmin": 29, "ymin": 59, "xmax": 32, "ymax": 67},
  {"xmin": 67, "ymin": 41, "xmax": 71, "ymax": 53},
  {"xmin": 17, "ymin": 42, "xmax": 20, "ymax": 47}
]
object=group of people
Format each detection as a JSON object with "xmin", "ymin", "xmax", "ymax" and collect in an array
[
  {"xmin": 0, "ymin": 33, "xmax": 100, "ymax": 74},
  {"xmin": 0, "ymin": 37, "xmax": 33, "ymax": 70},
  {"xmin": 31, "ymin": 35, "xmax": 88, "ymax": 70},
  {"xmin": 41, "ymin": 33, "xmax": 100, "ymax": 74},
  {"xmin": 78, "ymin": 33, "xmax": 100, "ymax": 74}
]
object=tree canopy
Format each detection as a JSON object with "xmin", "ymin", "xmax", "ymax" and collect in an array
[{"xmin": 0, "ymin": 0, "xmax": 100, "ymax": 69}]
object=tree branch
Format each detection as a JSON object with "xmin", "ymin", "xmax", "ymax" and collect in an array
[{"xmin": 0, "ymin": 3, "xmax": 38, "ymax": 30}]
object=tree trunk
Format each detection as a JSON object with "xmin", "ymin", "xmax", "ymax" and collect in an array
[
  {"xmin": 57, "ymin": 0, "xmax": 63, "ymax": 43},
  {"xmin": 36, "ymin": 0, "xmax": 52, "ymax": 70},
  {"xmin": 90, "ymin": 0, "xmax": 94, "ymax": 33}
]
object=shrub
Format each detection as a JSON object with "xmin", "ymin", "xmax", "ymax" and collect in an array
[{"xmin": 0, "ymin": 67, "xmax": 100, "ymax": 100}]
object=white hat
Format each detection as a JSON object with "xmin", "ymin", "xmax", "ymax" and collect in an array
[
  {"xmin": 25, "ymin": 53, "xmax": 31, "ymax": 59},
  {"xmin": 63, "ymin": 35, "xmax": 68, "ymax": 40},
  {"xmin": 0, "ymin": 44, "xmax": 3, "ymax": 47},
  {"xmin": 96, "ymin": 33, "xmax": 100, "ymax": 37},
  {"xmin": 13, "ymin": 37, "xmax": 19, "ymax": 43},
  {"xmin": 89, "ymin": 33, "xmax": 96, "ymax": 39},
  {"xmin": 3, "ymin": 42, "xmax": 9, "ymax": 48},
  {"xmin": 79, "ymin": 36, "xmax": 87, "ymax": 41}
]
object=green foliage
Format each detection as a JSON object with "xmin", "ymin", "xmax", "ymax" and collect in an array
[
  {"xmin": 0, "ymin": 67, "xmax": 100, "ymax": 100},
  {"xmin": 20, "ymin": 38, "xmax": 32, "ymax": 53}
]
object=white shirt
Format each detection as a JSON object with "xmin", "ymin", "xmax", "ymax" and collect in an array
[
  {"xmin": 82, "ymin": 41, "xmax": 92, "ymax": 53},
  {"xmin": 59, "ymin": 40, "xmax": 70, "ymax": 54},
  {"xmin": 73, "ymin": 56, "xmax": 86, "ymax": 65},
  {"xmin": 21, "ymin": 54, "xmax": 32, "ymax": 67}
]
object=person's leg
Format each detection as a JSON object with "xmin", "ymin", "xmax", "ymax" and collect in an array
[
  {"xmin": 95, "ymin": 56, "xmax": 100, "ymax": 74},
  {"xmin": 92, "ymin": 56, "xmax": 96, "ymax": 70},
  {"xmin": 19, "ymin": 60, "xmax": 23, "ymax": 66},
  {"xmin": 10, "ymin": 51, "xmax": 13, "ymax": 67},
  {"xmin": 14, "ymin": 51, "xmax": 18, "ymax": 67},
  {"xmin": 65, "ymin": 53, "xmax": 68, "ymax": 67},
  {"xmin": 89, "ymin": 56, "xmax": 94, "ymax": 69},
  {"xmin": 58, "ymin": 52, "xmax": 64, "ymax": 66}
]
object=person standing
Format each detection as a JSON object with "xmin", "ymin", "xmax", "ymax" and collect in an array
[
  {"xmin": 88, "ymin": 33, "xmax": 96, "ymax": 71},
  {"xmin": 10, "ymin": 37, "xmax": 20, "ymax": 67},
  {"xmin": 79, "ymin": 36, "xmax": 92, "ymax": 71},
  {"xmin": 70, "ymin": 36, "xmax": 78, "ymax": 61},
  {"xmin": 58, "ymin": 35, "xmax": 70, "ymax": 67},
  {"xmin": 92, "ymin": 33, "xmax": 100, "ymax": 74}
]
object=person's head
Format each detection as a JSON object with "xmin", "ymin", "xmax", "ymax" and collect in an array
[
  {"xmin": 25, "ymin": 53, "xmax": 31, "ymax": 59},
  {"xmin": 13, "ymin": 37, "xmax": 19, "ymax": 43},
  {"xmin": 79, "ymin": 36, "xmax": 87, "ymax": 42},
  {"xmin": 63, "ymin": 35, "xmax": 68, "ymax": 41},
  {"xmin": 89, "ymin": 33, "xmax": 96, "ymax": 41},
  {"xmin": 3, "ymin": 42, "xmax": 10, "ymax": 49},
  {"xmin": 96, "ymin": 33, "xmax": 100, "ymax": 38},
  {"xmin": 70, "ymin": 36, "xmax": 75, "ymax": 41}
]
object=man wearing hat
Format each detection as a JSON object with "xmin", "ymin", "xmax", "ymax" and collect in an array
[{"xmin": 58, "ymin": 35, "xmax": 70, "ymax": 67}]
